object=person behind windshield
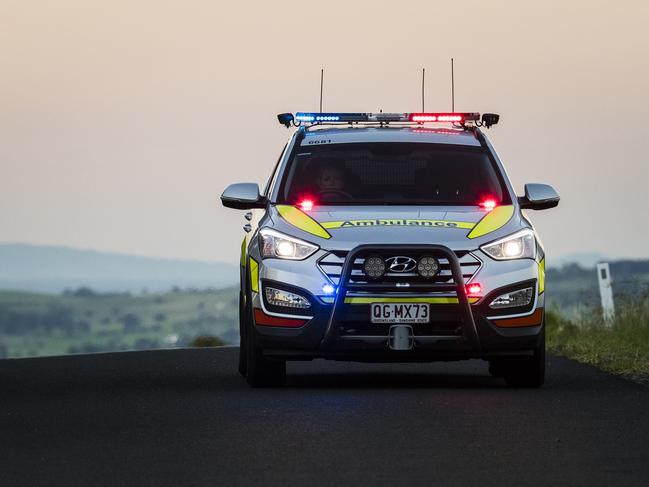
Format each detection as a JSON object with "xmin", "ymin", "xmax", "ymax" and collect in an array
[{"xmin": 316, "ymin": 164, "xmax": 352, "ymax": 200}]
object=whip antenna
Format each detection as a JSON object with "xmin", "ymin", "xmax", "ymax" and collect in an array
[
  {"xmin": 421, "ymin": 68, "xmax": 425, "ymax": 111},
  {"xmin": 451, "ymin": 58, "xmax": 455, "ymax": 112},
  {"xmin": 319, "ymin": 68, "xmax": 324, "ymax": 113}
]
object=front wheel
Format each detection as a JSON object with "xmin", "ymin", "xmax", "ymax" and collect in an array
[
  {"xmin": 245, "ymin": 323, "xmax": 286, "ymax": 387},
  {"xmin": 502, "ymin": 326, "xmax": 546, "ymax": 388},
  {"xmin": 242, "ymin": 280, "xmax": 286, "ymax": 387}
]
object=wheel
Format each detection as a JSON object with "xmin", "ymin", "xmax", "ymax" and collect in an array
[
  {"xmin": 242, "ymin": 277, "xmax": 286, "ymax": 388},
  {"xmin": 245, "ymin": 328, "xmax": 286, "ymax": 388},
  {"xmin": 502, "ymin": 326, "xmax": 545, "ymax": 388},
  {"xmin": 238, "ymin": 291, "xmax": 247, "ymax": 378}
]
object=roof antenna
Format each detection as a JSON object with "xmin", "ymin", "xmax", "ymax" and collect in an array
[
  {"xmin": 451, "ymin": 58, "xmax": 455, "ymax": 112},
  {"xmin": 319, "ymin": 68, "xmax": 324, "ymax": 113},
  {"xmin": 421, "ymin": 68, "xmax": 425, "ymax": 111}
]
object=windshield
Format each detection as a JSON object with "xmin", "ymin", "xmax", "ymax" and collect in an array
[{"xmin": 277, "ymin": 142, "xmax": 510, "ymax": 206}]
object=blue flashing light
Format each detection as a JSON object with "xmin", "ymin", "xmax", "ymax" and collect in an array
[
  {"xmin": 295, "ymin": 112, "xmax": 369, "ymax": 123},
  {"xmin": 295, "ymin": 113, "xmax": 315, "ymax": 122},
  {"xmin": 315, "ymin": 115, "xmax": 340, "ymax": 121},
  {"xmin": 322, "ymin": 284, "xmax": 336, "ymax": 295}
]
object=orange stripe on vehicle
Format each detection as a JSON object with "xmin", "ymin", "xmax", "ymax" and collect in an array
[
  {"xmin": 254, "ymin": 308, "xmax": 308, "ymax": 328},
  {"xmin": 492, "ymin": 308, "xmax": 544, "ymax": 328}
]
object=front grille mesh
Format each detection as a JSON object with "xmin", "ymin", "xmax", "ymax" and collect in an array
[{"xmin": 318, "ymin": 250, "xmax": 481, "ymax": 288}]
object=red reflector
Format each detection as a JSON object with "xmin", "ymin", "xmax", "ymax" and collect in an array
[
  {"xmin": 254, "ymin": 308, "xmax": 307, "ymax": 328},
  {"xmin": 409, "ymin": 113, "xmax": 464, "ymax": 123},
  {"xmin": 298, "ymin": 199, "xmax": 314, "ymax": 212},
  {"xmin": 467, "ymin": 283, "xmax": 482, "ymax": 296},
  {"xmin": 479, "ymin": 199, "xmax": 497, "ymax": 211}
]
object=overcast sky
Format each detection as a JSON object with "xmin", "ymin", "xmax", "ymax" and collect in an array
[{"xmin": 1, "ymin": 0, "xmax": 648, "ymax": 265}]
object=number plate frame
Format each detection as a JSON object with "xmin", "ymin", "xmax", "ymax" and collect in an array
[{"xmin": 370, "ymin": 303, "xmax": 430, "ymax": 324}]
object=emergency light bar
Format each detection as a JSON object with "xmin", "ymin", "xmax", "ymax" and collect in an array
[
  {"xmin": 277, "ymin": 112, "xmax": 499, "ymax": 128},
  {"xmin": 284, "ymin": 112, "xmax": 483, "ymax": 125},
  {"xmin": 408, "ymin": 113, "xmax": 480, "ymax": 123}
]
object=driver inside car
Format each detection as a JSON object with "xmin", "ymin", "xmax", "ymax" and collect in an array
[{"xmin": 316, "ymin": 164, "xmax": 351, "ymax": 200}]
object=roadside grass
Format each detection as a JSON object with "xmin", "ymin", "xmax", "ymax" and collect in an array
[{"xmin": 546, "ymin": 298, "xmax": 649, "ymax": 377}]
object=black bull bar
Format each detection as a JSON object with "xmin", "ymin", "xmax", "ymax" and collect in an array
[{"xmin": 320, "ymin": 244, "xmax": 482, "ymax": 352}]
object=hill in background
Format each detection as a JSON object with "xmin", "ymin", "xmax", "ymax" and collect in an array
[
  {"xmin": 546, "ymin": 260, "xmax": 649, "ymax": 310},
  {"xmin": 0, "ymin": 243, "xmax": 238, "ymax": 294},
  {"xmin": 0, "ymin": 287, "xmax": 239, "ymax": 358}
]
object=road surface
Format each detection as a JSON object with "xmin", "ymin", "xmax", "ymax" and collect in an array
[{"xmin": 1, "ymin": 348, "xmax": 649, "ymax": 486}]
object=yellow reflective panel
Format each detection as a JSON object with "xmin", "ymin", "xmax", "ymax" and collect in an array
[
  {"xmin": 249, "ymin": 257, "xmax": 259, "ymax": 292},
  {"xmin": 240, "ymin": 237, "xmax": 247, "ymax": 267},
  {"xmin": 276, "ymin": 205, "xmax": 331, "ymax": 239},
  {"xmin": 467, "ymin": 205, "xmax": 515, "ymax": 239},
  {"xmin": 538, "ymin": 258, "xmax": 545, "ymax": 295},
  {"xmin": 321, "ymin": 219, "xmax": 475, "ymax": 230},
  {"xmin": 344, "ymin": 296, "xmax": 479, "ymax": 304}
]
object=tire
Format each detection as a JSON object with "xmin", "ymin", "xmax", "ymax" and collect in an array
[
  {"xmin": 243, "ymin": 279, "xmax": 286, "ymax": 388},
  {"xmin": 238, "ymin": 291, "xmax": 247, "ymax": 378},
  {"xmin": 245, "ymin": 329, "xmax": 286, "ymax": 388},
  {"xmin": 502, "ymin": 326, "xmax": 545, "ymax": 388}
]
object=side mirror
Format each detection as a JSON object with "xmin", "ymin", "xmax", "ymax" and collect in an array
[
  {"xmin": 221, "ymin": 183, "xmax": 266, "ymax": 210},
  {"xmin": 518, "ymin": 183, "xmax": 560, "ymax": 210}
]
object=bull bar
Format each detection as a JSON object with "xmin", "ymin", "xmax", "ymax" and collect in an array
[{"xmin": 320, "ymin": 244, "xmax": 482, "ymax": 352}]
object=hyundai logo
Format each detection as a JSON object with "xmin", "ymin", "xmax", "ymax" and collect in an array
[{"xmin": 385, "ymin": 256, "xmax": 417, "ymax": 273}]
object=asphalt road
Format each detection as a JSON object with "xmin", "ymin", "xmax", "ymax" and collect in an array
[{"xmin": 2, "ymin": 348, "xmax": 649, "ymax": 487}]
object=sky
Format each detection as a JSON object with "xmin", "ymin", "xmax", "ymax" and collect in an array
[{"xmin": 1, "ymin": 0, "xmax": 648, "ymax": 266}]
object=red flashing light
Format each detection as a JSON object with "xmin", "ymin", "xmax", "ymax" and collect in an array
[
  {"xmin": 298, "ymin": 199, "xmax": 314, "ymax": 212},
  {"xmin": 479, "ymin": 199, "xmax": 498, "ymax": 211},
  {"xmin": 467, "ymin": 283, "xmax": 482, "ymax": 296},
  {"xmin": 409, "ymin": 113, "xmax": 464, "ymax": 123}
]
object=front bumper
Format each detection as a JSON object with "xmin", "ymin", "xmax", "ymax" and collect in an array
[{"xmin": 252, "ymin": 244, "xmax": 544, "ymax": 361}]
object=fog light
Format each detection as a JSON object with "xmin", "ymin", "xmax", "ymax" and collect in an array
[
  {"xmin": 417, "ymin": 255, "xmax": 439, "ymax": 278},
  {"xmin": 363, "ymin": 255, "xmax": 385, "ymax": 279},
  {"xmin": 265, "ymin": 287, "xmax": 311, "ymax": 309},
  {"xmin": 489, "ymin": 287, "xmax": 533, "ymax": 309}
]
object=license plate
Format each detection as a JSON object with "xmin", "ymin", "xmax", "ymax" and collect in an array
[{"xmin": 370, "ymin": 303, "xmax": 430, "ymax": 324}]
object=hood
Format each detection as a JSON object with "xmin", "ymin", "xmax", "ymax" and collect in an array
[{"xmin": 269, "ymin": 205, "xmax": 522, "ymax": 251}]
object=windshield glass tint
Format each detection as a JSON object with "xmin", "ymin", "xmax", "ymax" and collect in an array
[{"xmin": 278, "ymin": 142, "xmax": 510, "ymax": 206}]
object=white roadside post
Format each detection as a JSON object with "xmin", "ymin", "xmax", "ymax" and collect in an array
[{"xmin": 597, "ymin": 262, "xmax": 615, "ymax": 325}]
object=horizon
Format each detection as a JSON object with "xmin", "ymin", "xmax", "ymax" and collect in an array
[{"xmin": 0, "ymin": 240, "xmax": 643, "ymax": 268}]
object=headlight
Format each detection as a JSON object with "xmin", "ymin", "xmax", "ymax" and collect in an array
[
  {"xmin": 259, "ymin": 228, "xmax": 319, "ymax": 260},
  {"xmin": 480, "ymin": 229, "xmax": 536, "ymax": 260}
]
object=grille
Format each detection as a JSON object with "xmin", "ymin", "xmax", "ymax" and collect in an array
[{"xmin": 318, "ymin": 250, "xmax": 481, "ymax": 288}]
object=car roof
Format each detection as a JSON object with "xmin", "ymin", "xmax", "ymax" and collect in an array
[{"xmin": 300, "ymin": 126, "xmax": 481, "ymax": 147}]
